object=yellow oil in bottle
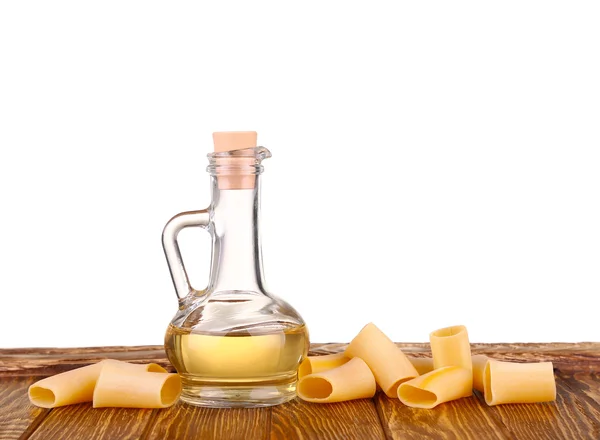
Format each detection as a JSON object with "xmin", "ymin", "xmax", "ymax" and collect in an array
[{"xmin": 165, "ymin": 324, "xmax": 309, "ymax": 407}]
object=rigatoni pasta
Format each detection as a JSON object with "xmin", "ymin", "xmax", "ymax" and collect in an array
[
  {"xmin": 28, "ymin": 360, "xmax": 174, "ymax": 409},
  {"xmin": 297, "ymin": 357, "xmax": 376, "ymax": 403},
  {"xmin": 298, "ymin": 353, "xmax": 350, "ymax": 379},
  {"xmin": 93, "ymin": 362, "xmax": 181, "ymax": 408},
  {"xmin": 28, "ymin": 360, "xmax": 167, "ymax": 408},
  {"xmin": 484, "ymin": 360, "xmax": 556, "ymax": 405},
  {"xmin": 103, "ymin": 359, "xmax": 168, "ymax": 374},
  {"xmin": 345, "ymin": 323, "xmax": 418, "ymax": 397},
  {"xmin": 430, "ymin": 325, "xmax": 472, "ymax": 372},
  {"xmin": 303, "ymin": 324, "xmax": 557, "ymax": 409},
  {"xmin": 28, "ymin": 362, "xmax": 105, "ymax": 408},
  {"xmin": 471, "ymin": 355, "xmax": 489, "ymax": 393},
  {"xmin": 398, "ymin": 366, "xmax": 472, "ymax": 409}
]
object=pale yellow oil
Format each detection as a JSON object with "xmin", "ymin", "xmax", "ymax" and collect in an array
[{"xmin": 165, "ymin": 324, "xmax": 309, "ymax": 406}]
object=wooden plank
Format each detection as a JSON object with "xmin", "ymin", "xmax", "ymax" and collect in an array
[
  {"xmin": 472, "ymin": 375, "xmax": 600, "ymax": 439},
  {"xmin": 469, "ymin": 343, "xmax": 600, "ymax": 373},
  {"xmin": 2, "ymin": 342, "xmax": 598, "ymax": 376},
  {"xmin": 270, "ymin": 398, "xmax": 385, "ymax": 440},
  {"xmin": 557, "ymin": 371, "xmax": 600, "ymax": 405},
  {"xmin": 0, "ymin": 376, "xmax": 50, "ymax": 440},
  {"xmin": 0, "ymin": 347, "xmax": 172, "ymax": 377},
  {"xmin": 28, "ymin": 403, "xmax": 154, "ymax": 440},
  {"xmin": 145, "ymin": 402, "xmax": 269, "ymax": 440},
  {"xmin": 374, "ymin": 392, "xmax": 509, "ymax": 440}
]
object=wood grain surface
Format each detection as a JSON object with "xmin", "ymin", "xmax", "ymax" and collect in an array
[
  {"xmin": 472, "ymin": 378, "xmax": 600, "ymax": 439},
  {"xmin": 558, "ymin": 370, "xmax": 600, "ymax": 405},
  {"xmin": 145, "ymin": 403, "xmax": 269, "ymax": 440},
  {"xmin": 271, "ymin": 398, "xmax": 385, "ymax": 440},
  {"xmin": 29, "ymin": 404, "xmax": 154, "ymax": 440},
  {"xmin": 375, "ymin": 391, "xmax": 510, "ymax": 439},
  {"xmin": 0, "ymin": 376, "xmax": 49, "ymax": 440},
  {"xmin": 0, "ymin": 343, "xmax": 598, "ymax": 440}
]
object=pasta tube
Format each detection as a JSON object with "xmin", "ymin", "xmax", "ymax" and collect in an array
[
  {"xmin": 103, "ymin": 359, "xmax": 167, "ymax": 373},
  {"xmin": 93, "ymin": 362, "xmax": 181, "ymax": 408},
  {"xmin": 29, "ymin": 362, "xmax": 104, "ymax": 408},
  {"xmin": 408, "ymin": 357, "xmax": 434, "ymax": 375},
  {"xmin": 298, "ymin": 353, "xmax": 349, "ymax": 379},
  {"xmin": 484, "ymin": 360, "xmax": 556, "ymax": 405},
  {"xmin": 297, "ymin": 357, "xmax": 376, "ymax": 403},
  {"xmin": 28, "ymin": 360, "xmax": 166, "ymax": 408},
  {"xmin": 471, "ymin": 355, "xmax": 489, "ymax": 393},
  {"xmin": 398, "ymin": 366, "xmax": 472, "ymax": 409},
  {"xmin": 345, "ymin": 323, "xmax": 418, "ymax": 397},
  {"xmin": 429, "ymin": 325, "xmax": 472, "ymax": 372}
]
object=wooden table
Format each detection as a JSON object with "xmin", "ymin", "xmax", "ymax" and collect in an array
[{"xmin": 1, "ymin": 343, "xmax": 598, "ymax": 440}]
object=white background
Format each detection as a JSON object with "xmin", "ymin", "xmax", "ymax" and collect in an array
[{"xmin": 1, "ymin": 1, "xmax": 599, "ymax": 347}]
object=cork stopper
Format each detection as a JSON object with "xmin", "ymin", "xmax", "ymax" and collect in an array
[
  {"xmin": 211, "ymin": 131, "xmax": 259, "ymax": 190},
  {"xmin": 212, "ymin": 131, "xmax": 257, "ymax": 152}
]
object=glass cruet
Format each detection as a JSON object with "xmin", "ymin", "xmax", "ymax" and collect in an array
[{"xmin": 162, "ymin": 131, "xmax": 309, "ymax": 408}]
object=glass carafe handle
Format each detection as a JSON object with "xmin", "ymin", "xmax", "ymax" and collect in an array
[{"xmin": 162, "ymin": 209, "xmax": 210, "ymax": 300}]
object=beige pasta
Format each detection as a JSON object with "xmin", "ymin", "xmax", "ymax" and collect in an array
[
  {"xmin": 298, "ymin": 353, "xmax": 350, "ymax": 379},
  {"xmin": 345, "ymin": 323, "xmax": 418, "ymax": 397},
  {"xmin": 471, "ymin": 355, "xmax": 489, "ymax": 393},
  {"xmin": 484, "ymin": 360, "xmax": 556, "ymax": 405},
  {"xmin": 430, "ymin": 325, "xmax": 472, "ymax": 373},
  {"xmin": 93, "ymin": 362, "xmax": 181, "ymax": 408},
  {"xmin": 28, "ymin": 362, "xmax": 104, "ymax": 408},
  {"xmin": 28, "ymin": 360, "xmax": 167, "ymax": 408},
  {"xmin": 408, "ymin": 357, "xmax": 434, "ymax": 375},
  {"xmin": 103, "ymin": 359, "xmax": 168, "ymax": 374},
  {"xmin": 297, "ymin": 357, "xmax": 376, "ymax": 403},
  {"xmin": 398, "ymin": 366, "xmax": 472, "ymax": 409}
]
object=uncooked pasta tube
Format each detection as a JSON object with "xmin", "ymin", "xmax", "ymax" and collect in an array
[
  {"xmin": 28, "ymin": 360, "xmax": 167, "ymax": 408},
  {"xmin": 93, "ymin": 362, "xmax": 181, "ymax": 408},
  {"xmin": 345, "ymin": 323, "xmax": 418, "ymax": 397},
  {"xmin": 471, "ymin": 355, "xmax": 489, "ymax": 393},
  {"xmin": 408, "ymin": 357, "xmax": 434, "ymax": 375},
  {"xmin": 298, "ymin": 353, "xmax": 350, "ymax": 379},
  {"xmin": 297, "ymin": 357, "xmax": 376, "ymax": 403},
  {"xmin": 397, "ymin": 366, "xmax": 472, "ymax": 409},
  {"xmin": 484, "ymin": 360, "xmax": 556, "ymax": 405},
  {"xmin": 103, "ymin": 359, "xmax": 167, "ymax": 373},
  {"xmin": 429, "ymin": 325, "xmax": 472, "ymax": 373},
  {"xmin": 28, "ymin": 362, "xmax": 104, "ymax": 408}
]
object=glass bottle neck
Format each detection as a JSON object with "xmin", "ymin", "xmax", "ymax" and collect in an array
[{"xmin": 206, "ymin": 175, "xmax": 266, "ymax": 293}]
